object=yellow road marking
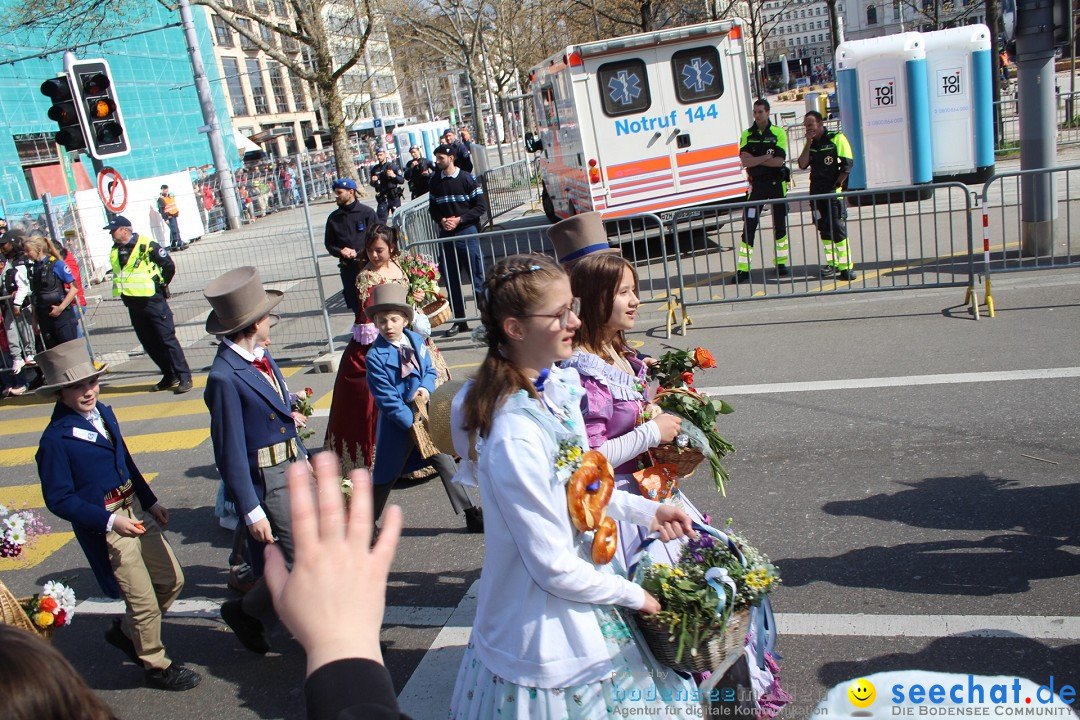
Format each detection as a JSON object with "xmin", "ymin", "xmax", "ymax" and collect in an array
[
  {"xmin": 0, "ymin": 400, "xmax": 208, "ymax": 437},
  {"xmin": 0, "ymin": 531, "xmax": 75, "ymax": 571},
  {"xmin": 0, "ymin": 473, "xmax": 158, "ymax": 510},
  {"xmin": 447, "ymin": 362, "xmax": 480, "ymax": 370},
  {"xmin": 0, "ymin": 430, "xmax": 209, "ymax": 467}
]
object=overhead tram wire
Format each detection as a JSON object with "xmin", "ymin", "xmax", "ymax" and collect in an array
[{"xmin": 0, "ymin": 23, "xmax": 182, "ymax": 67}]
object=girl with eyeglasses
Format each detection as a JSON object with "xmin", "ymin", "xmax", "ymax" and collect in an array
[{"xmin": 447, "ymin": 253, "xmax": 703, "ymax": 718}]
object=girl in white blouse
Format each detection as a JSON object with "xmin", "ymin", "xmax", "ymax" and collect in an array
[{"xmin": 448, "ymin": 254, "xmax": 707, "ymax": 718}]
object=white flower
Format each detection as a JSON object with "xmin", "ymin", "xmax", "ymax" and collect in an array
[
  {"xmin": 7, "ymin": 528, "xmax": 27, "ymax": 546},
  {"xmin": 0, "ymin": 504, "xmax": 9, "ymax": 518},
  {"xmin": 4, "ymin": 515, "xmax": 25, "ymax": 533},
  {"xmin": 43, "ymin": 581, "xmax": 64, "ymax": 598}
]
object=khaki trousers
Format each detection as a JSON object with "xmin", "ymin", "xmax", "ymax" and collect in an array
[{"xmin": 106, "ymin": 505, "xmax": 184, "ymax": 671}]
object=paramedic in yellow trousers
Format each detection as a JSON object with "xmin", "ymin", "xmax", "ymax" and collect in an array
[
  {"xmin": 798, "ymin": 111, "xmax": 858, "ymax": 282},
  {"xmin": 737, "ymin": 98, "xmax": 790, "ymax": 282}
]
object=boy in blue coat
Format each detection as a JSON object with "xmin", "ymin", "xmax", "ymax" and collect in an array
[
  {"xmin": 365, "ymin": 283, "xmax": 482, "ymax": 532},
  {"xmin": 35, "ymin": 340, "xmax": 200, "ymax": 691}
]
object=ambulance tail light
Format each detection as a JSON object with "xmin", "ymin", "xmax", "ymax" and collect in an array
[
  {"xmin": 588, "ymin": 159, "xmax": 601, "ymax": 184},
  {"xmin": 565, "ymin": 52, "xmax": 583, "ymax": 67}
]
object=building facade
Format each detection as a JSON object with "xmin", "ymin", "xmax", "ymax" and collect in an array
[
  {"xmin": 762, "ymin": 0, "xmax": 843, "ymax": 81},
  {"xmin": 844, "ymin": 0, "xmax": 987, "ymax": 41},
  {"xmin": 0, "ymin": 2, "xmax": 235, "ymax": 212}
]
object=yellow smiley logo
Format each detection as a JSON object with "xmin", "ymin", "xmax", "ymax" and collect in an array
[{"xmin": 848, "ymin": 678, "xmax": 876, "ymax": 708}]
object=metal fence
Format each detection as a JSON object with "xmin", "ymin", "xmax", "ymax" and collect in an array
[
  {"xmin": 979, "ymin": 164, "xmax": 1080, "ymax": 269},
  {"xmin": 480, "ymin": 159, "xmax": 536, "ymax": 224},
  {"xmin": 993, "ymin": 90, "xmax": 1080, "ymax": 152}
]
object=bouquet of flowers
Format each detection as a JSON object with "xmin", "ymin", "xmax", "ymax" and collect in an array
[
  {"xmin": 21, "ymin": 580, "xmax": 77, "ymax": 632},
  {"xmin": 398, "ymin": 252, "xmax": 443, "ymax": 306},
  {"xmin": 638, "ymin": 523, "xmax": 780, "ymax": 669},
  {"xmin": 0, "ymin": 504, "xmax": 50, "ymax": 562},
  {"xmin": 290, "ymin": 387, "xmax": 316, "ymax": 441},
  {"xmin": 646, "ymin": 347, "xmax": 736, "ymax": 495}
]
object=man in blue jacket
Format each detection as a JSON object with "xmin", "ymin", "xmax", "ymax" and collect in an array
[
  {"xmin": 203, "ymin": 266, "xmax": 308, "ymax": 654},
  {"xmin": 365, "ymin": 283, "xmax": 481, "ymax": 531},
  {"xmin": 35, "ymin": 340, "xmax": 200, "ymax": 691}
]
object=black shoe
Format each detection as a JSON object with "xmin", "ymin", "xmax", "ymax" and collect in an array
[
  {"xmin": 152, "ymin": 376, "xmax": 179, "ymax": 392},
  {"xmin": 105, "ymin": 619, "xmax": 141, "ymax": 665},
  {"xmin": 820, "ymin": 265, "xmax": 837, "ymax": 278},
  {"xmin": 174, "ymin": 378, "xmax": 194, "ymax": 394},
  {"xmin": 776, "ymin": 264, "xmax": 790, "ymax": 277},
  {"xmin": 145, "ymin": 663, "xmax": 201, "ymax": 691},
  {"xmin": 444, "ymin": 322, "xmax": 469, "ymax": 338},
  {"xmin": 220, "ymin": 599, "xmax": 270, "ymax": 654},
  {"xmin": 733, "ymin": 270, "xmax": 750, "ymax": 283},
  {"xmin": 837, "ymin": 269, "xmax": 858, "ymax": 282},
  {"xmin": 464, "ymin": 507, "xmax": 484, "ymax": 533}
]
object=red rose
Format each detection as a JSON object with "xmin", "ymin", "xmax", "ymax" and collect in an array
[
  {"xmin": 54, "ymin": 609, "xmax": 67, "ymax": 627},
  {"xmin": 681, "ymin": 371, "xmax": 695, "ymax": 385},
  {"xmin": 305, "ymin": 387, "xmax": 313, "ymax": 396},
  {"xmin": 427, "ymin": 270, "xmax": 435, "ymax": 280},
  {"xmin": 38, "ymin": 597, "xmax": 58, "ymax": 613}
]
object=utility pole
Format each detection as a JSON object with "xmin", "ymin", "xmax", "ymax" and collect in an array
[
  {"xmin": 177, "ymin": 0, "xmax": 241, "ymax": 230},
  {"xmin": 1015, "ymin": 0, "xmax": 1058, "ymax": 255},
  {"xmin": 363, "ymin": 50, "xmax": 385, "ymax": 152}
]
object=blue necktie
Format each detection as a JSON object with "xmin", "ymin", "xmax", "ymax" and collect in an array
[{"xmin": 399, "ymin": 343, "xmax": 418, "ymax": 378}]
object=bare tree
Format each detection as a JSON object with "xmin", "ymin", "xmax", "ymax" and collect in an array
[
  {"xmin": 3, "ymin": 0, "xmax": 378, "ymax": 181},
  {"xmin": 712, "ymin": 0, "xmax": 798, "ymax": 96}
]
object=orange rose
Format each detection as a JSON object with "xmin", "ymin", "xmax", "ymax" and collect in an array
[
  {"xmin": 693, "ymin": 347, "xmax": 716, "ymax": 369},
  {"xmin": 38, "ymin": 597, "xmax": 58, "ymax": 613}
]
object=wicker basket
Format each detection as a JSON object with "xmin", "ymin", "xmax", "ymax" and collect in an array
[
  {"xmin": 410, "ymin": 394, "xmax": 441, "ymax": 459},
  {"xmin": 637, "ymin": 608, "xmax": 749, "ymax": 674},
  {"xmin": 423, "ymin": 299, "xmax": 453, "ymax": 329},
  {"xmin": 650, "ymin": 443, "xmax": 706, "ymax": 477},
  {"xmin": 0, "ymin": 580, "xmax": 52, "ymax": 641}
]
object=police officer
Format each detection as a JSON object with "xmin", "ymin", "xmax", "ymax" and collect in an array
[
  {"xmin": 106, "ymin": 216, "xmax": 193, "ymax": 393},
  {"xmin": 369, "ymin": 149, "xmax": 405, "ymax": 223},
  {"xmin": 442, "ymin": 129, "xmax": 473, "ymax": 175},
  {"xmin": 403, "ymin": 146, "xmax": 435, "ymax": 199},
  {"xmin": 737, "ymin": 98, "xmax": 790, "ymax": 282},
  {"xmin": 798, "ymin": 111, "xmax": 858, "ymax": 282},
  {"xmin": 324, "ymin": 178, "xmax": 378, "ymax": 314}
]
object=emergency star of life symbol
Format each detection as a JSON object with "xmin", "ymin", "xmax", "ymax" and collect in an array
[
  {"xmin": 608, "ymin": 70, "xmax": 642, "ymax": 106},
  {"xmin": 681, "ymin": 59, "xmax": 715, "ymax": 94}
]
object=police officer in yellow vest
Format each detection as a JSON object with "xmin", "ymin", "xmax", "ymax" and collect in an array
[{"xmin": 106, "ymin": 216, "xmax": 193, "ymax": 393}]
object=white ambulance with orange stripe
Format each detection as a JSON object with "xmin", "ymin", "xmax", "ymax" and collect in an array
[{"xmin": 529, "ymin": 19, "xmax": 754, "ymax": 222}]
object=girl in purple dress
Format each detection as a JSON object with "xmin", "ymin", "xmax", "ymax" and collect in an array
[{"xmin": 564, "ymin": 253, "xmax": 709, "ymax": 572}]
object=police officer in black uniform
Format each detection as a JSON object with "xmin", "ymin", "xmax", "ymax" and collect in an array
[
  {"xmin": 442, "ymin": 129, "xmax": 473, "ymax": 175},
  {"xmin": 737, "ymin": 98, "xmax": 791, "ymax": 282},
  {"xmin": 403, "ymin": 146, "xmax": 435, "ymax": 199},
  {"xmin": 106, "ymin": 216, "xmax": 193, "ymax": 393},
  {"xmin": 369, "ymin": 149, "xmax": 406, "ymax": 223},
  {"xmin": 324, "ymin": 178, "xmax": 378, "ymax": 314}
]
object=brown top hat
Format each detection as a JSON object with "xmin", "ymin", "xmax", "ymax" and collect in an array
[
  {"xmin": 35, "ymin": 340, "xmax": 107, "ymax": 395},
  {"xmin": 367, "ymin": 283, "xmax": 414, "ymax": 323},
  {"xmin": 204, "ymin": 266, "xmax": 284, "ymax": 336},
  {"xmin": 428, "ymin": 377, "xmax": 468, "ymax": 456},
  {"xmin": 547, "ymin": 212, "xmax": 619, "ymax": 266}
]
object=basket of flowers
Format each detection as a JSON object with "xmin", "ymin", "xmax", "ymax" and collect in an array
[
  {"xmin": 637, "ymin": 525, "xmax": 780, "ymax": 674},
  {"xmin": 3, "ymin": 580, "xmax": 77, "ymax": 642},
  {"xmin": 646, "ymin": 347, "xmax": 736, "ymax": 495},
  {"xmin": 399, "ymin": 252, "xmax": 451, "ymax": 328}
]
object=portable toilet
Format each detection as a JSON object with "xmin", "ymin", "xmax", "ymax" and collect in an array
[
  {"xmin": 836, "ymin": 33, "xmax": 933, "ymax": 199},
  {"xmin": 921, "ymin": 25, "xmax": 995, "ymax": 183}
]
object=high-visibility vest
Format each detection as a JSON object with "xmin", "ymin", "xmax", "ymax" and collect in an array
[
  {"xmin": 111, "ymin": 235, "xmax": 162, "ymax": 298},
  {"xmin": 161, "ymin": 193, "xmax": 179, "ymax": 217}
]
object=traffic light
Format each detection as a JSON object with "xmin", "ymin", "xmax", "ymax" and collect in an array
[
  {"xmin": 40, "ymin": 76, "xmax": 87, "ymax": 152},
  {"xmin": 69, "ymin": 59, "xmax": 129, "ymax": 160}
]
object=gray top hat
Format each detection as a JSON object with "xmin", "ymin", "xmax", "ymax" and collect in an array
[
  {"xmin": 367, "ymin": 283, "xmax": 414, "ymax": 323},
  {"xmin": 547, "ymin": 212, "xmax": 619, "ymax": 266},
  {"xmin": 204, "ymin": 266, "xmax": 284, "ymax": 336},
  {"xmin": 35, "ymin": 340, "xmax": 108, "ymax": 395}
]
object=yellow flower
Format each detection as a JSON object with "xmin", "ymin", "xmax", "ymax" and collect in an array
[{"xmin": 34, "ymin": 611, "xmax": 55, "ymax": 628}]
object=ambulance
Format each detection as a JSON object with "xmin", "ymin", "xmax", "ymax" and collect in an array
[{"xmin": 529, "ymin": 19, "xmax": 754, "ymax": 222}]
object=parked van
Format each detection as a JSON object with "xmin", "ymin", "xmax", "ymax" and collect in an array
[{"xmin": 529, "ymin": 20, "xmax": 754, "ymax": 221}]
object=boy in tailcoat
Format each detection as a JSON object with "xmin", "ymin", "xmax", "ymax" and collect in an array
[
  {"xmin": 203, "ymin": 266, "xmax": 307, "ymax": 654},
  {"xmin": 365, "ymin": 283, "xmax": 482, "ymax": 532},
  {"xmin": 35, "ymin": 340, "xmax": 200, "ymax": 691}
]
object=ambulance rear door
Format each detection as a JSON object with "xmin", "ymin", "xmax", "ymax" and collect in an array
[
  {"xmin": 582, "ymin": 49, "xmax": 679, "ymax": 213},
  {"xmin": 653, "ymin": 34, "xmax": 748, "ymax": 204}
]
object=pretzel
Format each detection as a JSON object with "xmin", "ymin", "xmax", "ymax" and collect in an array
[
  {"xmin": 566, "ymin": 450, "xmax": 614, "ymax": 533},
  {"xmin": 591, "ymin": 516, "xmax": 618, "ymax": 565}
]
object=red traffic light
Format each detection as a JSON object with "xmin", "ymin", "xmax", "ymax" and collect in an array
[{"xmin": 82, "ymin": 72, "xmax": 110, "ymax": 96}]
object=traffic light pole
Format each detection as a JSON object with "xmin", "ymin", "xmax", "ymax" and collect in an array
[
  {"xmin": 1015, "ymin": 0, "xmax": 1059, "ymax": 256},
  {"xmin": 177, "ymin": 0, "xmax": 241, "ymax": 231}
]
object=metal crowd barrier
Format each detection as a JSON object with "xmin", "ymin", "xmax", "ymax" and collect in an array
[
  {"xmin": 665, "ymin": 182, "xmax": 977, "ymax": 325},
  {"xmin": 992, "ymin": 90, "xmax": 1080, "ymax": 153},
  {"xmin": 480, "ymin": 159, "xmax": 535, "ymax": 224},
  {"xmin": 977, "ymin": 164, "xmax": 1080, "ymax": 316}
]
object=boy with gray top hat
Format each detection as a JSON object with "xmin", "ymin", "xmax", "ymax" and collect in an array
[{"xmin": 35, "ymin": 340, "xmax": 200, "ymax": 691}]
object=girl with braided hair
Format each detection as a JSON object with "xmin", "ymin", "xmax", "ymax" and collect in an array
[{"xmin": 447, "ymin": 254, "xmax": 704, "ymax": 717}]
